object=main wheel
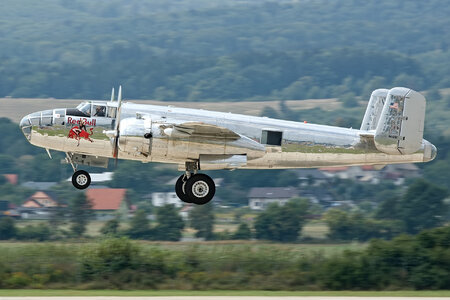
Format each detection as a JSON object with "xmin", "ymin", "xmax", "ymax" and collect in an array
[
  {"xmin": 185, "ymin": 174, "xmax": 215, "ymax": 205},
  {"xmin": 72, "ymin": 170, "xmax": 91, "ymax": 190},
  {"xmin": 175, "ymin": 174, "xmax": 191, "ymax": 203}
]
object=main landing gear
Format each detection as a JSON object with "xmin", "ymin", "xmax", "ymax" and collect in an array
[{"xmin": 175, "ymin": 171, "xmax": 216, "ymax": 205}]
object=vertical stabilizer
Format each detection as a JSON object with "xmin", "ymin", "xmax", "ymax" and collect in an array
[
  {"xmin": 360, "ymin": 89, "xmax": 389, "ymax": 131},
  {"xmin": 374, "ymin": 87, "xmax": 426, "ymax": 155}
]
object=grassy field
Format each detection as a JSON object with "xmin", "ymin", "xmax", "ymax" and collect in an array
[
  {"xmin": 0, "ymin": 240, "xmax": 366, "ymax": 258},
  {"xmin": 0, "ymin": 289, "xmax": 449, "ymax": 297},
  {"xmin": 14, "ymin": 219, "xmax": 330, "ymax": 239}
]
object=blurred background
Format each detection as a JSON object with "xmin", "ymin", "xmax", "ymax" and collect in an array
[{"xmin": 0, "ymin": 0, "xmax": 449, "ymax": 291}]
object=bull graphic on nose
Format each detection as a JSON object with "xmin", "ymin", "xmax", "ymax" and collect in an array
[{"xmin": 68, "ymin": 119, "xmax": 94, "ymax": 146}]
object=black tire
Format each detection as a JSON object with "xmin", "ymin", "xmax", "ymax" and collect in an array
[
  {"xmin": 175, "ymin": 174, "xmax": 191, "ymax": 203},
  {"xmin": 185, "ymin": 174, "xmax": 215, "ymax": 205},
  {"xmin": 72, "ymin": 170, "xmax": 91, "ymax": 190}
]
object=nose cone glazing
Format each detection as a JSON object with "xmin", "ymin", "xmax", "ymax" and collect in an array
[
  {"xmin": 19, "ymin": 110, "xmax": 53, "ymax": 140},
  {"xmin": 19, "ymin": 114, "xmax": 32, "ymax": 139}
]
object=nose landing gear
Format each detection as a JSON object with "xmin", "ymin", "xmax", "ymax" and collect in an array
[
  {"xmin": 175, "ymin": 172, "xmax": 215, "ymax": 205},
  {"xmin": 66, "ymin": 152, "xmax": 92, "ymax": 190},
  {"xmin": 72, "ymin": 170, "xmax": 91, "ymax": 190}
]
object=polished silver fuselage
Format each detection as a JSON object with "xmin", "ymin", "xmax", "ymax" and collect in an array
[{"xmin": 20, "ymin": 101, "xmax": 436, "ymax": 170}]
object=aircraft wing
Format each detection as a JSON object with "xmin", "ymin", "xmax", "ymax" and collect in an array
[{"xmin": 165, "ymin": 122, "xmax": 241, "ymax": 140}]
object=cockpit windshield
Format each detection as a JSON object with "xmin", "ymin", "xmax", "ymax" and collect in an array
[{"xmin": 76, "ymin": 102, "xmax": 92, "ymax": 116}]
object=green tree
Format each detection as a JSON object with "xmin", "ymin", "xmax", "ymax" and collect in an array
[
  {"xmin": 126, "ymin": 209, "xmax": 151, "ymax": 239},
  {"xmin": 376, "ymin": 179, "xmax": 449, "ymax": 234},
  {"xmin": 69, "ymin": 193, "xmax": 93, "ymax": 237},
  {"xmin": 340, "ymin": 92, "xmax": 359, "ymax": 108},
  {"xmin": 323, "ymin": 209, "xmax": 353, "ymax": 240},
  {"xmin": 153, "ymin": 205, "xmax": 184, "ymax": 241},
  {"xmin": 17, "ymin": 224, "xmax": 51, "ymax": 241},
  {"xmin": 399, "ymin": 180, "xmax": 448, "ymax": 234},
  {"xmin": 325, "ymin": 209, "xmax": 403, "ymax": 241},
  {"xmin": 254, "ymin": 198, "xmax": 309, "ymax": 242},
  {"xmin": 0, "ymin": 217, "xmax": 16, "ymax": 240},
  {"xmin": 100, "ymin": 218, "xmax": 120, "ymax": 236},
  {"xmin": 190, "ymin": 203, "xmax": 215, "ymax": 240},
  {"xmin": 232, "ymin": 223, "xmax": 252, "ymax": 240}
]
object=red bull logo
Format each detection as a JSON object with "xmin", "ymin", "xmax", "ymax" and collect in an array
[
  {"xmin": 67, "ymin": 119, "xmax": 94, "ymax": 146},
  {"xmin": 67, "ymin": 117, "xmax": 96, "ymax": 126}
]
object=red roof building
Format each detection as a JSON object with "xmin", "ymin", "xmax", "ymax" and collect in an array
[
  {"xmin": 318, "ymin": 166, "xmax": 349, "ymax": 172},
  {"xmin": 3, "ymin": 174, "xmax": 18, "ymax": 185},
  {"xmin": 86, "ymin": 188, "xmax": 128, "ymax": 212},
  {"xmin": 22, "ymin": 191, "xmax": 59, "ymax": 208}
]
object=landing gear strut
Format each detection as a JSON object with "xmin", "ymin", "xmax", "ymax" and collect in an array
[
  {"xmin": 66, "ymin": 152, "xmax": 91, "ymax": 190},
  {"xmin": 175, "ymin": 162, "xmax": 216, "ymax": 205}
]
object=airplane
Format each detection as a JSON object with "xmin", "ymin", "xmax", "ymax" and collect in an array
[{"xmin": 19, "ymin": 86, "xmax": 436, "ymax": 205}]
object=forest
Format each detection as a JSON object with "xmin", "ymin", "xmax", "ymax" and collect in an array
[{"xmin": 1, "ymin": 0, "xmax": 450, "ymax": 101}]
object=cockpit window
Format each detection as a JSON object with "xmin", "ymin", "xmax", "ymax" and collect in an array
[
  {"xmin": 76, "ymin": 102, "xmax": 92, "ymax": 116},
  {"xmin": 93, "ymin": 105, "xmax": 106, "ymax": 117}
]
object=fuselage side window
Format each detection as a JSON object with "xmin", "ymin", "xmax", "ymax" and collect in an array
[
  {"xmin": 107, "ymin": 107, "xmax": 117, "ymax": 118},
  {"xmin": 261, "ymin": 130, "xmax": 283, "ymax": 146}
]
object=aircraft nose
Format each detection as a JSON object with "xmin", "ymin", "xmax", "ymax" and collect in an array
[{"xmin": 19, "ymin": 114, "xmax": 32, "ymax": 139}]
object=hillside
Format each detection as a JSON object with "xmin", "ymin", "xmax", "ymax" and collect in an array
[{"xmin": 1, "ymin": 0, "xmax": 450, "ymax": 100}]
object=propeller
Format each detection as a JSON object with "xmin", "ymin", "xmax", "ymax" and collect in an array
[{"xmin": 112, "ymin": 86, "xmax": 123, "ymax": 167}]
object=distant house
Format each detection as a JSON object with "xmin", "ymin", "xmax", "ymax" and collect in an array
[
  {"xmin": 382, "ymin": 163, "xmax": 421, "ymax": 184},
  {"xmin": 294, "ymin": 169, "xmax": 329, "ymax": 186},
  {"xmin": 319, "ymin": 166, "xmax": 350, "ymax": 179},
  {"xmin": 20, "ymin": 191, "xmax": 61, "ymax": 219},
  {"xmin": 86, "ymin": 188, "xmax": 129, "ymax": 220},
  {"xmin": 3, "ymin": 174, "xmax": 18, "ymax": 185},
  {"xmin": 22, "ymin": 191, "xmax": 59, "ymax": 208},
  {"xmin": 179, "ymin": 204, "xmax": 193, "ymax": 220},
  {"xmin": 151, "ymin": 192, "xmax": 183, "ymax": 208},
  {"xmin": 300, "ymin": 188, "xmax": 334, "ymax": 206},
  {"xmin": 248, "ymin": 187, "xmax": 299, "ymax": 210}
]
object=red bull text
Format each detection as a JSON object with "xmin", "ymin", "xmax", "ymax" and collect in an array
[{"xmin": 67, "ymin": 117, "xmax": 96, "ymax": 126}]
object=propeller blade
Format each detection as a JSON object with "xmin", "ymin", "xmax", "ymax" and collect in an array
[
  {"xmin": 112, "ymin": 85, "xmax": 123, "ymax": 165},
  {"xmin": 110, "ymin": 87, "xmax": 115, "ymax": 101}
]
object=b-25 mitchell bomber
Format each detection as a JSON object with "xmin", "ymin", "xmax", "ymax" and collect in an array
[{"xmin": 20, "ymin": 87, "xmax": 436, "ymax": 205}]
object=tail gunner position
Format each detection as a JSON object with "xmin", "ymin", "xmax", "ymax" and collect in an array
[{"xmin": 20, "ymin": 86, "xmax": 436, "ymax": 205}]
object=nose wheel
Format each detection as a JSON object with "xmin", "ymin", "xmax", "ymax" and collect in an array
[
  {"xmin": 175, "ymin": 173, "xmax": 215, "ymax": 205},
  {"xmin": 72, "ymin": 170, "xmax": 91, "ymax": 190}
]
